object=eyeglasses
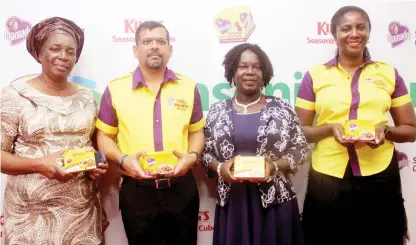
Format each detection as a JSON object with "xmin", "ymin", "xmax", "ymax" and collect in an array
[{"xmin": 139, "ymin": 38, "xmax": 168, "ymax": 46}]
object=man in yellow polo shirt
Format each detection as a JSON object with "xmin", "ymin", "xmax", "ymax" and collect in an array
[{"xmin": 96, "ymin": 21, "xmax": 205, "ymax": 245}]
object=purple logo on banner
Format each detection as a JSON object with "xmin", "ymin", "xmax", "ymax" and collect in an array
[
  {"xmin": 387, "ymin": 21, "xmax": 410, "ymax": 48},
  {"xmin": 4, "ymin": 16, "xmax": 32, "ymax": 46}
]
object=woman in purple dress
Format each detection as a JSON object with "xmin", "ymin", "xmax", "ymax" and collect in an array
[{"xmin": 202, "ymin": 43, "xmax": 309, "ymax": 245}]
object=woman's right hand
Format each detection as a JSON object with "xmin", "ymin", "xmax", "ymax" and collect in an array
[
  {"xmin": 330, "ymin": 123, "xmax": 352, "ymax": 147},
  {"xmin": 37, "ymin": 150, "xmax": 71, "ymax": 181},
  {"xmin": 219, "ymin": 158, "xmax": 237, "ymax": 183}
]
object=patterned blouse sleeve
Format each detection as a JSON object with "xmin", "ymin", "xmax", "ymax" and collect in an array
[
  {"xmin": 0, "ymin": 86, "xmax": 22, "ymax": 153},
  {"xmin": 202, "ymin": 103, "xmax": 220, "ymax": 173},
  {"xmin": 280, "ymin": 100, "xmax": 310, "ymax": 174}
]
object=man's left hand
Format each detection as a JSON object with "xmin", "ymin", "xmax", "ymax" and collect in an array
[{"xmin": 171, "ymin": 150, "xmax": 197, "ymax": 177}]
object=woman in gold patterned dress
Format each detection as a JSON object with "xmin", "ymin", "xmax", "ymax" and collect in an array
[{"xmin": 0, "ymin": 17, "xmax": 108, "ymax": 244}]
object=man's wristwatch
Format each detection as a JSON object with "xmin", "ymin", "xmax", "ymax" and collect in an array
[{"xmin": 188, "ymin": 151, "xmax": 201, "ymax": 166}]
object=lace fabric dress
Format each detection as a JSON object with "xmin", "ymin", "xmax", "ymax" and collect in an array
[{"xmin": 1, "ymin": 79, "xmax": 108, "ymax": 245}]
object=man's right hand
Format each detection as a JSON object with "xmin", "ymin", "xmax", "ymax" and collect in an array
[
  {"xmin": 122, "ymin": 151, "xmax": 154, "ymax": 180},
  {"xmin": 37, "ymin": 150, "xmax": 71, "ymax": 182}
]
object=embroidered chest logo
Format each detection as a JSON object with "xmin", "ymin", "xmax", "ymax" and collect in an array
[
  {"xmin": 366, "ymin": 78, "xmax": 387, "ymax": 89},
  {"xmin": 167, "ymin": 97, "xmax": 176, "ymax": 105},
  {"xmin": 167, "ymin": 97, "xmax": 189, "ymax": 111}
]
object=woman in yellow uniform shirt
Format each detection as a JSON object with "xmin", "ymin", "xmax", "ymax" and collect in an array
[{"xmin": 295, "ymin": 6, "xmax": 416, "ymax": 245}]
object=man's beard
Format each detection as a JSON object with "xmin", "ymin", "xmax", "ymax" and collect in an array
[{"xmin": 145, "ymin": 56, "xmax": 164, "ymax": 69}]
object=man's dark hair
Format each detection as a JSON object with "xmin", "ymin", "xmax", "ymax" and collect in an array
[{"xmin": 135, "ymin": 21, "xmax": 170, "ymax": 44}]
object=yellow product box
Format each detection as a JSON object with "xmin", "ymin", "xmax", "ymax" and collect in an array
[
  {"xmin": 62, "ymin": 146, "xmax": 97, "ymax": 173},
  {"xmin": 233, "ymin": 156, "xmax": 265, "ymax": 179},
  {"xmin": 139, "ymin": 151, "xmax": 179, "ymax": 176},
  {"xmin": 344, "ymin": 120, "xmax": 376, "ymax": 142},
  {"xmin": 213, "ymin": 5, "xmax": 256, "ymax": 43}
]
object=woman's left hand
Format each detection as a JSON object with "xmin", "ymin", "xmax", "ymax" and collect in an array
[
  {"xmin": 366, "ymin": 125, "xmax": 386, "ymax": 149},
  {"xmin": 87, "ymin": 162, "xmax": 109, "ymax": 181},
  {"xmin": 264, "ymin": 156, "xmax": 277, "ymax": 181},
  {"xmin": 250, "ymin": 156, "xmax": 277, "ymax": 183}
]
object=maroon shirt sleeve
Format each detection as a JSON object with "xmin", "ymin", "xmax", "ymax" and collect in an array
[
  {"xmin": 190, "ymin": 86, "xmax": 203, "ymax": 124},
  {"xmin": 97, "ymin": 86, "xmax": 118, "ymax": 127},
  {"xmin": 391, "ymin": 68, "xmax": 409, "ymax": 99}
]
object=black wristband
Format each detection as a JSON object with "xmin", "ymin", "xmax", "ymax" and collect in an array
[
  {"xmin": 384, "ymin": 125, "xmax": 392, "ymax": 138},
  {"xmin": 119, "ymin": 154, "xmax": 128, "ymax": 171},
  {"xmin": 189, "ymin": 151, "xmax": 200, "ymax": 165}
]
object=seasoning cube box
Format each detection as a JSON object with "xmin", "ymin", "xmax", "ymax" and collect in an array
[
  {"xmin": 233, "ymin": 156, "xmax": 265, "ymax": 179},
  {"xmin": 62, "ymin": 146, "xmax": 98, "ymax": 173},
  {"xmin": 139, "ymin": 151, "xmax": 179, "ymax": 176},
  {"xmin": 344, "ymin": 120, "xmax": 376, "ymax": 142},
  {"xmin": 213, "ymin": 5, "xmax": 256, "ymax": 43}
]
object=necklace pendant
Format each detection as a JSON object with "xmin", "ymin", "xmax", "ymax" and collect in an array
[{"xmin": 235, "ymin": 95, "xmax": 261, "ymax": 114}]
